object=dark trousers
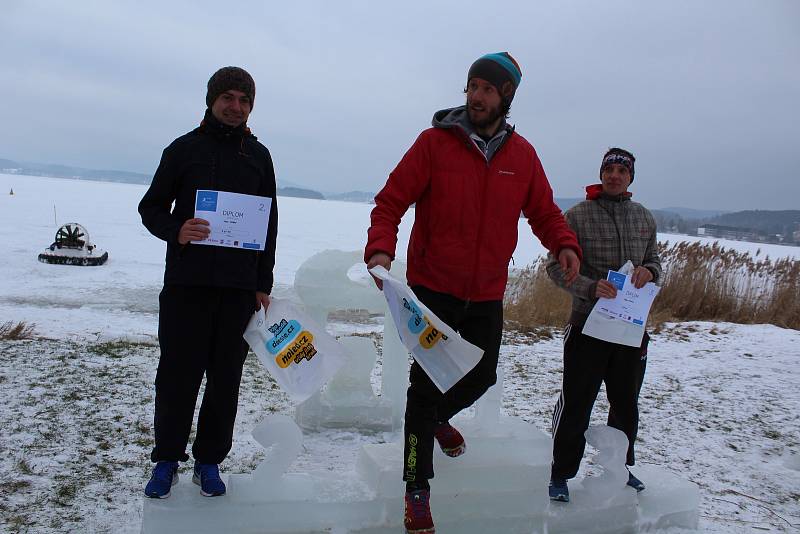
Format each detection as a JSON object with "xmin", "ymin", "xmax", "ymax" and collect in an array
[
  {"xmin": 550, "ymin": 316, "xmax": 649, "ymax": 480},
  {"xmin": 150, "ymin": 285, "xmax": 254, "ymax": 465},
  {"xmin": 402, "ymin": 286, "xmax": 503, "ymax": 483}
]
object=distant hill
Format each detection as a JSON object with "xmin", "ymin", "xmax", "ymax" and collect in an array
[
  {"xmin": 659, "ymin": 206, "xmax": 728, "ymax": 219},
  {"xmin": 277, "ymin": 186, "xmax": 324, "ymax": 200},
  {"xmin": 326, "ymin": 191, "xmax": 375, "ymax": 203},
  {"xmin": 650, "ymin": 208, "xmax": 800, "ymax": 243},
  {"xmin": 706, "ymin": 210, "xmax": 800, "ymax": 236},
  {"xmin": 1, "ymin": 157, "xmax": 319, "ymax": 195},
  {"xmin": 1, "ymin": 158, "xmax": 151, "ymax": 184}
]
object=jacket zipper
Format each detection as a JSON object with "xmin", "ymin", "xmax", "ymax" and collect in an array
[
  {"xmin": 464, "ymin": 150, "xmax": 492, "ymax": 307},
  {"xmin": 457, "ymin": 128, "xmax": 510, "ymax": 306}
]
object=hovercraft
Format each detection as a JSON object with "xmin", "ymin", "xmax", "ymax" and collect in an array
[{"xmin": 38, "ymin": 223, "xmax": 108, "ymax": 266}]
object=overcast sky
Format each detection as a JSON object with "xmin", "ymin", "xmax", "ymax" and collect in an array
[{"xmin": 1, "ymin": 0, "xmax": 798, "ymax": 211}]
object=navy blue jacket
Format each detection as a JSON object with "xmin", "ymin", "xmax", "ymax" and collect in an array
[{"xmin": 139, "ymin": 110, "xmax": 278, "ymax": 294}]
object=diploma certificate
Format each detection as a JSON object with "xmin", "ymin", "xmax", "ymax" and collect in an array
[
  {"xmin": 594, "ymin": 270, "xmax": 660, "ymax": 326},
  {"xmin": 193, "ymin": 190, "xmax": 271, "ymax": 251}
]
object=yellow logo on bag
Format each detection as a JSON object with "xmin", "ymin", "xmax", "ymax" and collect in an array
[
  {"xmin": 419, "ymin": 321, "xmax": 448, "ymax": 349},
  {"xmin": 275, "ymin": 331, "xmax": 318, "ymax": 368}
]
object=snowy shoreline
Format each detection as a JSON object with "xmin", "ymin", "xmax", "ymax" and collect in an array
[{"xmin": 1, "ymin": 321, "xmax": 798, "ymax": 533}]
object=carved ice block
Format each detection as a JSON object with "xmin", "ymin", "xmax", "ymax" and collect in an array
[{"xmin": 295, "ymin": 336, "xmax": 393, "ymax": 430}]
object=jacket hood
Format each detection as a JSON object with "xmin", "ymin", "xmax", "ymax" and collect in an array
[
  {"xmin": 431, "ymin": 105, "xmax": 512, "ymax": 138},
  {"xmin": 585, "ymin": 183, "xmax": 632, "ymax": 201}
]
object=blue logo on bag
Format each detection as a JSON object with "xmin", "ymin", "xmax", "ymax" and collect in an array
[
  {"xmin": 265, "ymin": 318, "xmax": 302, "ymax": 354},
  {"xmin": 402, "ymin": 298, "xmax": 427, "ymax": 334},
  {"xmin": 196, "ymin": 190, "xmax": 218, "ymax": 211}
]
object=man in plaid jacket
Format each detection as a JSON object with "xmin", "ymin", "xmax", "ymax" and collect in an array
[{"xmin": 545, "ymin": 147, "xmax": 662, "ymax": 502}]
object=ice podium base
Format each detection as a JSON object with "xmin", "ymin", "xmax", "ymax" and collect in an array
[{"xmin": 141, "ymin": 417, "xmax": 698, "ymax": 534}]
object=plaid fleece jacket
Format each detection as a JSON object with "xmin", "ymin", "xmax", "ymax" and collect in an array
[{"xmin": 547, "ymin": 190, "xmax": 662, "ymax": 316}]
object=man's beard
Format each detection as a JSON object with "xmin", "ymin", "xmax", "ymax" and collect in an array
[{"xmin": 467, "ymin": 100, "xmax": 505, "ymax": 129}]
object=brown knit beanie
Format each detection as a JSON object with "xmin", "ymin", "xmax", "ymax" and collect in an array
[{"xmin": 206, "ymin": 67, "xmax": 256, "ymax": 109}]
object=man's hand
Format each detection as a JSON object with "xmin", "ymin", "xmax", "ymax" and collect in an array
[
  {"xmin": 558, "ymin": 248, "xmax": 580, "ymax": 286},
  {"xmin": 255, "ymin": 291, "xmax": 270, "ymax": 312},
  {"xmin": 366, "ymin": 252, "xmax": 392, "ymax": 290},
  {"xmin": 595, "ymin": 279, "xmax": 618, "ymax": 299},
  {"xmin": 178, "ymin": 218, "xmax": 210, "ymax": 245},
  {"xmin": 631, "ymin": 266, "xmax": 654, "ymax": 289}
]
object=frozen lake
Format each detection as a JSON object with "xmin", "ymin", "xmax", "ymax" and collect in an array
[{"xmin": 1, "ymin": 173, "xmax": 797, "ymax": 342}]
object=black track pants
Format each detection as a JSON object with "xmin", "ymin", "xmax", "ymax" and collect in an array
[
  {"xmin": 150, "ymin": 285, "xmax": 254, "ymax": 465},
  {"xmin": 402, "ymin": 286, "xmax": 503, "ymax": 483},
  {"xmin": 550, "ymin": 318, "xmax": 648, "ymax": 480}
]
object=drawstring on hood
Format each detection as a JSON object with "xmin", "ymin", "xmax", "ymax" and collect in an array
[
  {"xmin": 200, "ymin": 109, "xmax": 256, "ymax": 156},
  {"xmin": 432, "ymin": 106, "xmax": 514, "ymax": 162}
]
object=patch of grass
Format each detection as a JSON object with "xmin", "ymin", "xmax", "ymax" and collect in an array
[
  {"xmin": 54, "ymin": 481, "xmax": 78, "ymax": 506},
  {"xmin": 87, "ymin": 340, "xmax": 145, "ymax": 358},
  {"xmin": 0, "ymin": 320, "xmax": 36, "ymax": 340},
  {"xmin": 17, "ymin": 458, "xmax": 35, "ymax": 475},
  {"xmin": 6, "ymin": 514, "xmax": 32, "ymax": 530},
  {"xmin": 97, "ymin": 464, "xmax": 113, "ymax": 480},
  {"xmin": 0, "ymin": 479, "xmax": 32, "ymax": 493},
  {"xmin": 135, "ymin": 420, "xmax": 150, "ymax": 434},
  {"xmin": 133, "ymin": 435, "xmax": 154, "ymax": 448},
  {"xmin": 63, "ymin": 390, "xmax": 83, "ymax": 402}
]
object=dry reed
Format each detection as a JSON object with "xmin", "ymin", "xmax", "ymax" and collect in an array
[
  {"xmin": 504, "ymin": 242, "xmax": 800, "ymax": 331},
  {"xmin": 0, "ymin": 321, "xmax": 36, "ymax": 340}
]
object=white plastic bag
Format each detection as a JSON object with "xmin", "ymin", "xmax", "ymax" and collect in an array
[
  {"xmin": 369, "ymin": 266, "xmax": 484, "ymax": 393},
  {"xmin": 243, "ymin": 298, "xmax": 346, "ymax": 403}
]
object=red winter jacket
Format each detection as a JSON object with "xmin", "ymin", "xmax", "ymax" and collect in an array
[{"xmin": 365, "ymin": 107, "xmax": 581, "ymax": 302}]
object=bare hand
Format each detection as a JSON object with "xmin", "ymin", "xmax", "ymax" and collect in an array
[
  {"xmin": 255, "ymin": 292, "xmax": 270, "ymax": 312},
  {"xmin": 558, "ymin": 248, "xmax": 580, "ymax": 286},
  {"xmin": 595, "ymin": 279, "xmax": 618, "ymax": 299},
  {"xmin": 178, "ymin": 218, "xmax": 210, "ymax": 245},
  {"xmin": 367, "ymin": 252, "xmax": 392, "ymax": 290},
  {"xmin": 631, "ymin": 266, "xmax": 654, "ymax": 289}
]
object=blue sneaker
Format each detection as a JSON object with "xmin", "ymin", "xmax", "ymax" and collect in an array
[
  {"xmin": 193, "ymin": 462, "xmax": 226, "ymax": 497},
  {"xmin": 627, "ymin": 470, "xmax": 645, "ymax": 492},
  {"xmin": 549, "ymin": 478, "xmax": 569, "ymax": 502},
  {"xmin": 144, "ymin": 461, "xmax": 179, "ymax": 498}
]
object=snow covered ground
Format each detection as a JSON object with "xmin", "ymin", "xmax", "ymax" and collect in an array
[{"xmin": 0, "ymin": 174, "xmax": 798, "ymax": 533}]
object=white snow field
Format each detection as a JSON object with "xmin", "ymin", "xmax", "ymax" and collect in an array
[{"xmin": 0, "ymin": 173, "xmax": 799, "ymax": 533}]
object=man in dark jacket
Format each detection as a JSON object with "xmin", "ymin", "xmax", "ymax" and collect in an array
[
  {"xmin": 365, "ymin": 52, "xmax": 581, "ymax": 533},
  {"xmin": 546, "ymin": 147, "xmax": 661, "ymax": 503},
  {"xmin": 139, "ymin": 66, "xmax": 278, "ymax": 499}
]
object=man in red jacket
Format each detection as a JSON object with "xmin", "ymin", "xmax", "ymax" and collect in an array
[{"xmin": 365, "ymin": 52, "xmax": 581, "ymax": 533}]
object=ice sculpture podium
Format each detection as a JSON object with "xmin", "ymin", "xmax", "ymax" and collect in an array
[{"xmin": 142, "ymin": 250, "xmax": 700, "ymax": 533}]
